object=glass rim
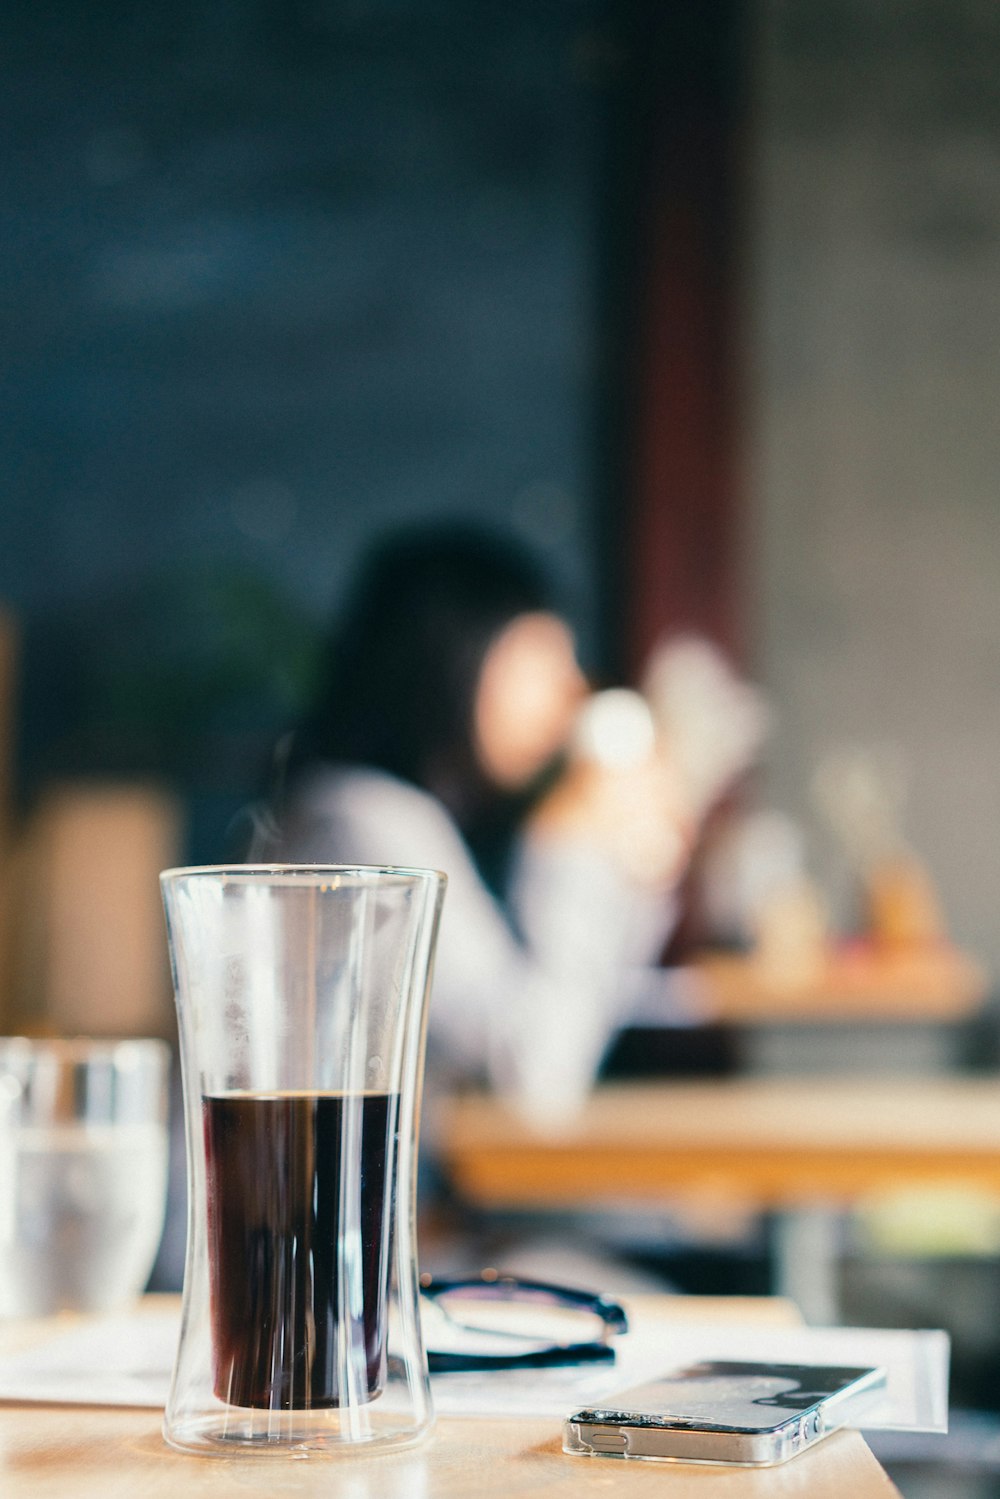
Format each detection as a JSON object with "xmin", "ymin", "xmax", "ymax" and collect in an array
[{"xmin": 160, "ymin": 862, "xmax": 447, "ymax": 889}]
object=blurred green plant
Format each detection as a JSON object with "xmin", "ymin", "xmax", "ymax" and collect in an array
[{"xmin": 24, "ymin": 558, "xmax": 323, "ymax": 795}]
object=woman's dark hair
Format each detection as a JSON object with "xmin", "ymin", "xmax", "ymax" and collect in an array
[{"xmin": 285, "ymin": 520, "xmax": 560, "ymax": 830}]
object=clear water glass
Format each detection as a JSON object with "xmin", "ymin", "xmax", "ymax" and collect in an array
[{"xmin": 0, "ymin": 1036, "xmax": 170, "ymax": 1317}]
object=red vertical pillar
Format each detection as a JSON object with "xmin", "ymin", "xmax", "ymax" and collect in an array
[{"xmin": 598, "ymin": 1, "xmax": 749, "ymax": 682}]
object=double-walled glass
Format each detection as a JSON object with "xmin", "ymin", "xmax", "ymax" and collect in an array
[{"xmin": 160, "ymin": 865, "xmax": 445, "ymax": 1457}]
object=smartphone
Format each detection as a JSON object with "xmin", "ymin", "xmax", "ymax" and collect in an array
[{"xmin": 564, "ymin": 1359, "xmax": 887, "ymax": 1467}]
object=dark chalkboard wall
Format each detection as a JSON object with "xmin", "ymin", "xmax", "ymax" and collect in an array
[{"xmin": 1, "ymin": 0, "xmax": 618, "ymax": 844}]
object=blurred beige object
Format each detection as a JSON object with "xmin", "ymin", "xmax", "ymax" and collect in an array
[
  {"xmin": 811, "ymin": 742, "xmax": 961, "ymax": 953},
  {"xmin": 750, "ymin": 877, "xmax": 829, "ymax": 989},
  {"xmin": 811, "ymin": 742, "xmax": 909, "ymax": 871},
  {"xmin": 570, "ymin": 688, "xmax": 656, "ymax": 769},
  {"xmin": 10, "ymin": 783, "xmax": 181, "ymax": 1037},
  {"xmin": 865, "ymin": 852, "xmax": 946, "ymax": 951},
  {"xmin": 698, "ymin": 808, "xmax": 810, "ymax": 949},
  {"xmin": 641, "ymin": 634, "xmax": 770, "ymax": 820}
]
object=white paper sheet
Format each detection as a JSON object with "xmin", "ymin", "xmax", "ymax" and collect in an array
[
  {"xmin": 0, "ymin": 1308, "xmax": 948, "ymax": 1432},
  {"xmin": 0, "ymin": 1311, "xmax": 180, "ymax": 1408},
  {"xmin": 429, "ymin": 1322, "xmax": 948, "ymax": 1432}
]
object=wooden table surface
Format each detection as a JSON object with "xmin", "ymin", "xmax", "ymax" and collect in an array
[
  {"xmin": 0, "ymin": 1294, "xmax": 899, "ymax": 1497},
  {"xmin": 692, "ymin": 947, "xmax": 988, "ymax": 1024},
  {"xmin": 438, "ymin": 1075, "xmax": 1000, "ymax": 1210}
]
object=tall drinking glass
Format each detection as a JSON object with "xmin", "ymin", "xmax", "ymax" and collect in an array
[{"xmin": 160, "ymin": 864, "xmax": 445, "ymax": 1457}]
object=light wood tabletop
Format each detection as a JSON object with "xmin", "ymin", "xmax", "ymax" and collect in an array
[
  {"xmin": 437, "ymin": 1075, "xmax": 1000, "ymax": 1210},
  {"xmin": 0, "ymin": 1294, "xmax": 899, "ymax": 1497},
  {"xmin": 692, "ymin": 947, "xmax": 989, "ymax": 1024}
]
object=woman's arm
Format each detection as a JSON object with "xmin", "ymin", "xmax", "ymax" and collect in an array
[{"xmin": 280, "ymin": 768, "xmax": 676, "ymax": 1122}]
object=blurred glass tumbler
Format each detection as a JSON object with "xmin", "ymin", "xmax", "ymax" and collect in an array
[
  {"xmin": 160, "ymin": 865, "xmax": 446, "ymax": 1456},
  {"xmin": 0, "ymin": 1036, "xmax": 170, "ymax": 1317}
]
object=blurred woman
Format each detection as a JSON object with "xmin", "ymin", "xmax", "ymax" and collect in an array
[{"xmin": 261, "ymin": 521, "xmax": 693, "ymax": 1124}]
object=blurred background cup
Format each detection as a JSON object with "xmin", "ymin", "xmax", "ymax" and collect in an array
[
  {"xmin": 159, "ymin": 864, "xmax": 445, "ymax": 1457},
  {"xmin": 0, "ymin": 1036, "xmax": 170, "ymax": 1318}
]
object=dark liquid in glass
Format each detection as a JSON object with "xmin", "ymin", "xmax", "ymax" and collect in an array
[{"xmin": 202, "ymin": 1090, "xmax": 398, "ymax": 1410}]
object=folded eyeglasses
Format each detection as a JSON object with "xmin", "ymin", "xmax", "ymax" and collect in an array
[{"xmin": 419, "ymin": 1270, "xmax": 629, "ymax": 1373}]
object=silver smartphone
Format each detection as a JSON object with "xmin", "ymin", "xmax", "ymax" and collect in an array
[{"xmin": 564, "ymin": 1359, "xmax": 888, "ymax": 1467}]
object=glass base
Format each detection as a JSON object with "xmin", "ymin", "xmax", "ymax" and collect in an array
[{"xmin": 162, "ymin": 1408, "xmax": 433, "ymax": 1458}]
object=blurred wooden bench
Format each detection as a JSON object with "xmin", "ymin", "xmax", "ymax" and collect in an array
[
  {"xmin": 0, "ymin": 605, "xmax": 182, "ymax": 1038},
  {"xmin": 5, "ymin": 781, "xmax": 181, "ymax": 1038}
]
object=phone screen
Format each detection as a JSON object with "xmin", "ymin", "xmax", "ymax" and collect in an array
[{"xmin": 578, "ymin": 1360, "xmax": 883, "ymax": 1432}]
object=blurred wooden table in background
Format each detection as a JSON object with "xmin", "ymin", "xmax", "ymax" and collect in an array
[
  {"xmin": 440, "ymin": 1077, "xmax": 1000, "ymax": 1208},
  {"xmin": 691, "ymin": 946, "xmax": 991, "ymax": 1073},
  {"xmin": 693, "ymin": 946, "xmax": 988, "ymax": 1024},
  {"xmin": 438, "ymin": 1075, "xmax": 1000, "ymax": 1321}
]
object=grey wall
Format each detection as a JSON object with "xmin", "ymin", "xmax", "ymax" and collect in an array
[{"xmin": 750, "ymin": 0, "xmax": 1000, "ymax": 973}]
